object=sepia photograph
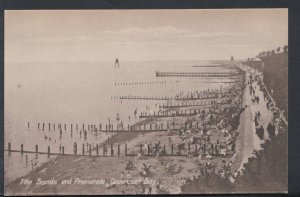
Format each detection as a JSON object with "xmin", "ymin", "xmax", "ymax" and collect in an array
[{"xmin": 4, "ymin": 9, "xmax": 288, "ymax": 195}]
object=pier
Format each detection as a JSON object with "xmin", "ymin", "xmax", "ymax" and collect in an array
[{"xmin": 156, "ymin": 71, "xmax": 241, "ymax": 77}]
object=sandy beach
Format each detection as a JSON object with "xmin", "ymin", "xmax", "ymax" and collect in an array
[{"xmin": 5, "ymin": 63, "xmax": 249, "ymax": 195}]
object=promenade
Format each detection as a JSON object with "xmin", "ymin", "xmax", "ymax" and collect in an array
[{"xmin": 237, "ymin": 65, "xmax": 274, "ymax": 172}]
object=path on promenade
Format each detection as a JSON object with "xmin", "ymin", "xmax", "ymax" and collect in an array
[{"xmin": 238, "ymin": 66, "xmax": 274, "ymax": 172}]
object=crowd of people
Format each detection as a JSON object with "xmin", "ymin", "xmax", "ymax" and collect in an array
[{"xmin": 248, "ymin": 68, "xmax": 286, "ymax": 141}]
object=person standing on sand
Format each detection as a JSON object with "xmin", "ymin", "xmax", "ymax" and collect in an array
[
  {"xmin": 126, "ymin": 171, "xmax": 132, "ymax": 180},
  {"xmin": 73, "ymin": 142, "xmax": 77, "ymax": 155},
  {"xmin": 148, "ymin": 186, "xmax": 152, "ymax": 194},
  {"xmin": 115, "ymin": 58, "xmax": 120, "ymax": 68},
  {"xmin": 134, "ymin": 108, "xmax": 137, "ymax": 119},
  {"xmin": 120, "ymin": 171, "xmax": 125, "ymax": 180},
  {"xmin": 257, "ymin": 110, "xmax": 261, "ymax": 121}
]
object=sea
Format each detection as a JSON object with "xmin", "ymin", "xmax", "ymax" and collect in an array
[{"xmin": 4, "ymin": 60, "xmax": 235, "ymax": 184}]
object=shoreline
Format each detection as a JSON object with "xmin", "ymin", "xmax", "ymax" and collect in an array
[{"xmin": 5, "ymin": 64, "xmax": 248, "ymax": 195}]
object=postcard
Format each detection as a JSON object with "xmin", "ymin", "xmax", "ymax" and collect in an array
[{"xmin": 4, "ymin": 9, "xmax": 288, "ymax": 195}]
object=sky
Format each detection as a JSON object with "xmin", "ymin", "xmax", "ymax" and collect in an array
[{"xmin": 5, "ymin": 9, "xmax": 288, "ymax": 62}]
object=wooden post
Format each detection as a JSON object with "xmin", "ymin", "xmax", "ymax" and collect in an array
[
  {"xmin": 164, "ymin": 145, "xmax": 166, "ymax": 155},
  {"xmin": 8, "ymin": 142, "xmax": 11, "ymax": 155},
  {"xmin": 89, "ymin": 144, "xmax": 91, "ymax": 156},
  {"xmin": 76, "ymin": 124, "xmax": 78, "ymax": 131},
  {"xmin": 96, "ymin": 144, "xmax": 99, "ymax": 156},
  {"xmin": 82, "ymin": 143, "xmax": 85, "ymax": 155},
  {"xmin": 71, "ymin": 124, "xmax": 73, "ymax": 131},
  {"xmin": 47, "ymin": 146, "xmax": 50, "ymax": 158},
  {"xmin": 74, "ymin": 143, "xmax": 77, "ymax": 155},
  {"xmin": 111, "ymin": 144, "xmax": 113, "ymax": 156},
  {"xmin": 140, "ymin": 144, "xmax": 143, "ymax": 154},
  {"xmin": 171, "ymin": 143, "xmax": 173, "ymax": 155},
  {"xmin": 62, "ymin": 146, "xmax": 65, "ymax": 155},
  {"xmin": 42, "ymin": 123, "xmax": 45, "ymax": 131},
  {"xmin": 147, "ymin": 144, "xmax": 150, "ymax": 156},
  {"xmin": 125, "ymin": 144, "xmax": 127, "ymax": 156},
  {"xmin": 35, "ymin": 144, "xmax": 38, "ymax": 153},
  {"xmin": 118, "ymin": 144, "xmax": 120, "ymax": 156},
  {"xmin": 21, "ymin": 144, "xmax": 24, "ymax": 154},
  {"xmin": 64, "ymin": 124, "xmax": 66, "ymax": 131},
  {"xmin": 48, "ymin": 123, "xmax": 50, "ymax": 131},
  {"xmin": 28, "ymin": 122, "xmax": 30, "ymax": 129},
  {"xmin": 103, "ymin": 144, "xmax": 106, "ymax": 156}
]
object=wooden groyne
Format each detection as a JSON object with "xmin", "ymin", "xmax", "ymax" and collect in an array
[
  {"xmin": 155, "ymin": 71, "xmax": 241, "ymax": 77},
  {"xmin": 5, "ymin": 140, "xmax": 221, "ymax": 157},
  {"xmin": 119, "ymin": 96, "xmax": 170, "ymax": 100},
  {"xmin": 114, "ymin": 80, "xmax": 180, "ymax": 86},
  {"xmin": 119, "ymin": 94, "xmax": 233, "ymax": 101},
  {"xmin": 139, "ymin": 109, "xmax": 217, "ymax": 119},
  {"xmin": 139, "ymin": 113, "xmax": 196, "ymax": 118},
  {"xmin": 174, "ymin": 95, "xmax": 226, "ymax": 101},
  {"xmin": 192, "ymin": 65, "xmax": 233, "ymax": 68},
  {"xmin": 28, "ymin": 120, "xmax": 190, "ymax": 133},
  {"xmin": 158, "ymin": 101, "xmax": 230, "ymax": 108}
]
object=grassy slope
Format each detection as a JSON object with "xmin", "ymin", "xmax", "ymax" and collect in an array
[
  {"xmin": 233, "ymin": 53, "xmax": 288, "ymax": 192},
  {"xmin": 261, "ymin": 52, "xmax": 288, "ymax": 119}
]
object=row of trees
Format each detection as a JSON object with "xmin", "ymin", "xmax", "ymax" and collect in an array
[{"xmin": 247, "ymin": 45, "xmax": 288, "ymax": 62}]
